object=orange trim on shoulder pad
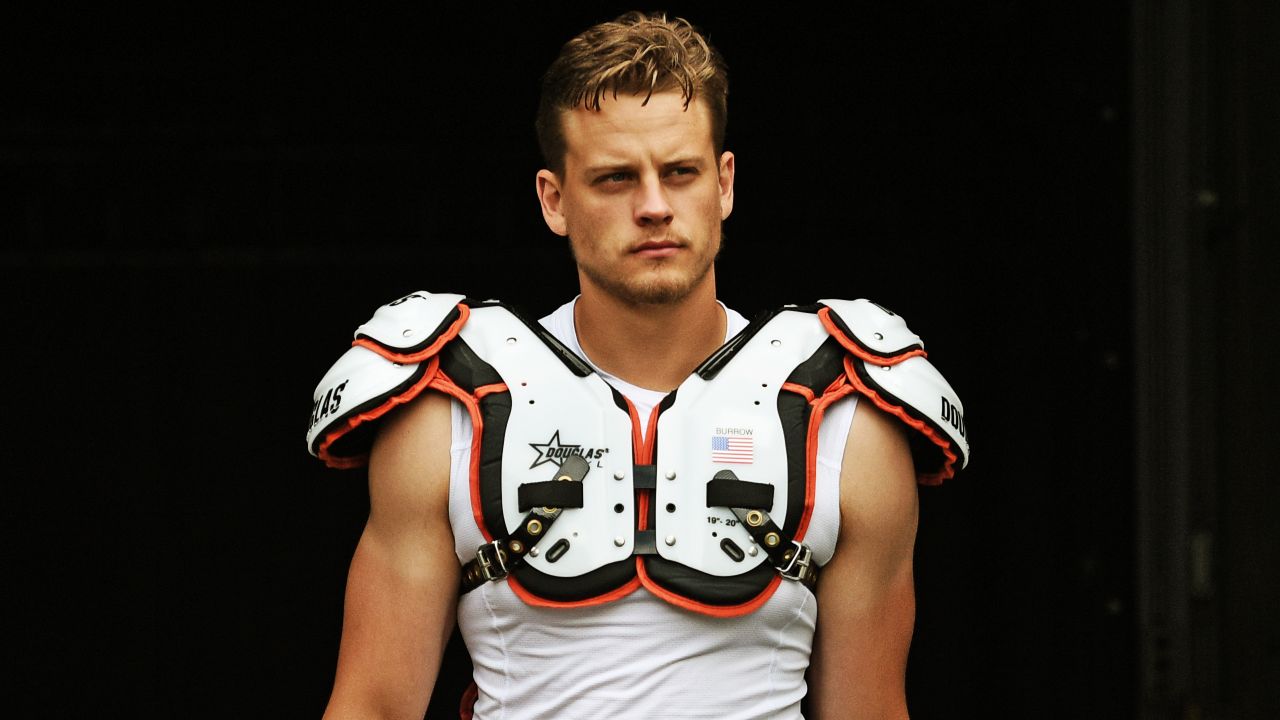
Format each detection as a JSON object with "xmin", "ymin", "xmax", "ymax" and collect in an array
[
  {"xmin": 426, "ymin": 369, "xmax": 498, "ymax": 541},
  {"xmin": 637, "ymin": 559, "xmax": 783, "ymax": 617},
  {"xmin": 317, "ymin": 356, "xmax": 442, "ymax": 469},
  {"xmin": 781, "ymin": 382, "xmax": 815, "ymax": 403},
  {"xmin": 473, "ymin": 382, "xmax": 508, "ymax": 399},
  {"xmin": 795, "ymin": 380, "xmax": 858, "ymax": 540},
  {"xmin": 818, "ymin": 306, "xmax": 927, "ymax": 367},
  {"xmin": 352, "ymin": 302, "xmax": 471, "ymax": 364},
  {"xmin": 842, "ymin": 355, "xmax": 958, "ymax": 485},
  {"xmin": 507, "ymin": 573, "xmax": 642, "ymax": 609}
]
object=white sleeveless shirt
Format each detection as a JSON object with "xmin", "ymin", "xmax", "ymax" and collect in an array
[{"xmin": 447, "ymin": 299, "xmax": 856, "ymax": 719}]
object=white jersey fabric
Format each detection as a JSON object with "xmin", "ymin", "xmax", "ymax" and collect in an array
[{"xmin": 447, "ymin": 298, "xmax": 856, "ymax": 719}]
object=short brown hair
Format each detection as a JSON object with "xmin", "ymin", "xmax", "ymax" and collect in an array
[{"xmin": 536, "ymin": 12, "xmax": 729, "ymax": 174}]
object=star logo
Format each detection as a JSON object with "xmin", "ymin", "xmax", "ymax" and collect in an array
[{"xmin": 528, "ymin": 431, "xmax": 582, "ymax": 469}]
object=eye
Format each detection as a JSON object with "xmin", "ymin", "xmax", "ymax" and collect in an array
[
  {"xmin": 665, "ymin": 166, "xmax": 699, "ymax": 181},
  {"xmin": 596, "ymin": 171, "xmax": 632, "ymax": 185}
]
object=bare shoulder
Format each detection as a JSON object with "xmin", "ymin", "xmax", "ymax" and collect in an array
[
  {"xmin": 367, "ymin": 390, "xmax": 454, "ymax": 527},
  {"xmin": 809, "ymin": 401, "xmax": 919, "ymax": 717},
  {"xmin": 838, "ymin": 401, "xmax": 919, "ymax": 550}
]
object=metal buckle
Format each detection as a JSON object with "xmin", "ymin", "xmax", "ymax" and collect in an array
[
  {"xmin": 778, "ymin": 541, "xmax": 815, "ymax": 583},
  {"xmin": 474, "ymin": 540, "xmax": 508, "ymax": 582}
]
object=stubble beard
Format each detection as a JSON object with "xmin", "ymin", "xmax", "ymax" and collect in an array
[{"xmin": 572, "ymin": 229, "xmax": 721, "ymax": 306}]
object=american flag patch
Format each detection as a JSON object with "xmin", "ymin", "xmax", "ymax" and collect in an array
[{"xmin": 711, "ymin": 435, "xmax": 754, "ymax": 464}]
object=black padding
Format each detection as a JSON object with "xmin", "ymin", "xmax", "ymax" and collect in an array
[
  {"xmin": 517, "ymin": 481, "xmax": 584, "ymax": 511},
  {"xmin": 642, "ymin": 555, "xmax": 776, "ymax": 606},
  {"xmin": 634, "ymin": 464, "xmax": 657, "ymax": 489},
  {"xmin": 706, "ymin": 475, "xmax": 775, "ymax": 510},
  {"xmin": 780, "ymin": 338, "xmax": 847, "ymax": 529},
  {"xmin": 776, "ymin": 391, "xmax": 810, "ymax": 531},
  {"xmin": 476, "ymin": 393, "xmax": 512, "ymax": 537},
  {"xmin": 785, "ymin": 337, "xmax": 847, "ymax": 391},
  {"xmin": 439, "ymin": 338, "xmax": 505, "ymax": 389},
  {"xmin": 511, "ymin": 558, "xmax": 636, "ymax": 602}
]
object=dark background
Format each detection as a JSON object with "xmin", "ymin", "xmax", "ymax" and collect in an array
[{"xmin": 3, "ymin": 2, "xmax": 1275, "ymax": 718}]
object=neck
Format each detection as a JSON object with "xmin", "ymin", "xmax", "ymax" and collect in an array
[{"xmin": 574, "ymin": 276, "xmax": 726, "ymax": 392}]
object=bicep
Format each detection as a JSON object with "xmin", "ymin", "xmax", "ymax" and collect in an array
[
  {"xmin": 324, "ymin": 392, "xmax": 460, "ymax": 720},
  {"xmin": 811, "ymin": 402, "xmax": 918, "ymax": 719}
]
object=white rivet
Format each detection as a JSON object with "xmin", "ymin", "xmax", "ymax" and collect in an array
[
  {"xmin": 614, "ymin": 536, "xmax": 625, "ymax": 547},
  {"xmin": 665, "ymin": 535, "xmax": 677, "ymax": 546},
  {"xmin": 402, "ymin": 328, "xmax": 414, "ymax": 338},
  {"xmin": 529, "ymin": 546, "xmax": 540, "ymax": 557},
  {"xmin": 770, "ymin": 339, "xmax": 781, "ymax": 347},
  {"xmin": 881, "ymin": 365, "xmax": 891, "ymax": 371},
  {"xmin": 665, "ymin": 471, "xmax": 676, "ymax": 480},
  {"xmin": 392, "ymin": 363, "xmax": 403, "ymax": 368},
  {"xmin": 874, "ymin": 332, "xmax": 884, "ymax": 341},
  {"xmin": 613, "ymin": 471, "xmax": 625, "ymax": 481},
  {"xmin": 748, "ymin": 546, "xmax": 759, "ymax": 557},
  {"xmin": 506, "ymin": 337, "xmax": 517, "ymax": 344}
]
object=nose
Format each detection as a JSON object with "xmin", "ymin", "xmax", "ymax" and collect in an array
[{"xmin": 633, "ymin": 175, "xmax": 673, "ymax": 227}]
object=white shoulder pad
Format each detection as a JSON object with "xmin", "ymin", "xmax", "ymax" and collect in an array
[
  {"xmin": 822, "ymin": 298, "xmax": 969, "ymax": 481},
  {"xmin": 355, "ymin": 291, "xmax": 465, "ymax": 356},
  {"xmin": 819, "ymin": 298, "xmax": 923, "ymax": 361},
  {"xmin": 854, "ymin": 355, "xmax": 969, "ymax": 478},
  {"xmin": 306, "ymin": 290, "xmax": 467, "ymax": 468},
  {"xmin": 306, "ymin": 344, "xmax": 428, "ymax": 466}
]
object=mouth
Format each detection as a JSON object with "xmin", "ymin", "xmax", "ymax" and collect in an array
[{"xmin": 630, "ymin": 239, "xmax": 684, "ymax": 259}]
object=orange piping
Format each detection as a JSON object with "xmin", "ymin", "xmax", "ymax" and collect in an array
[
  {"xmin": 508, "ymin": 574, "xmax": 642, "ymax": 609},
  {"xmin": 796, "ymin": 381, "xmax": 858, "ymax": 540},
  {"xmin": 427, "ymin": 370, "xmax": 496, "ymax": 541}
]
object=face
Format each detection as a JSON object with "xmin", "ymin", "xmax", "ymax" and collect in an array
[{"xmin": 536, "ymin": 91, "xmax": 735, "ymax": 305}]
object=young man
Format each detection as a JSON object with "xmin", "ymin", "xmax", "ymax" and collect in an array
[{"xmin": 307, "ymin": 12, "xmax": 967, "ymax": 719}]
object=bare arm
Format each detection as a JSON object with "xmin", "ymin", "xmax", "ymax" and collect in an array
[
  {"xmin": 811, "ymin": 402, "xmax": 920, "ymax": 719},
  {"xmin": 323, "ymin": 391, "xmax": 460, "ymax": 720}
]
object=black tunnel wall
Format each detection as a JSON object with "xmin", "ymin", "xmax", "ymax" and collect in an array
[{"xmin": 15, "ymin": 2, "xmax": 1258, "ymax": 717}]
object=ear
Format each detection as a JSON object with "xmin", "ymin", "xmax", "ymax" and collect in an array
[
  {"xmin": 717, "ymin": 151, "xmax": 735, "ymax": 221},
  {"xmin": 536, "ymin": 169, "xmax": 569, "ymax": 237}
]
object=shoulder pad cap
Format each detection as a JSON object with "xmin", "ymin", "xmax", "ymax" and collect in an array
[
  {"xmin": 355, "ymin": 291, "xmax": 466, "ymax": 359},
  {"xmin": 852, "ymin": 355, "xmax": 969, "ymax": 480},
  {"xmin": 820, "ymin": 298, "xmax": 969, "ymax": 482},
  {"xmin": 819, "ymin": 298, "xmax": 923, "ymax": 363},
  {"xmin": 306, "ymin": 345, "xmax": 432, "ymax": 466},
  {"xmin": 306, "ymin": 290, "xmax": 467, "ymax": 467}
]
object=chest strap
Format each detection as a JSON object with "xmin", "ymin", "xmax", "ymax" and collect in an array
[
  {"xmin": 711, "ymin": 470, "xmax": 818, "ymax": 590},
  {"xmin": 461, "ymin": 455, "xmax": 590, "ymax": 593}
]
